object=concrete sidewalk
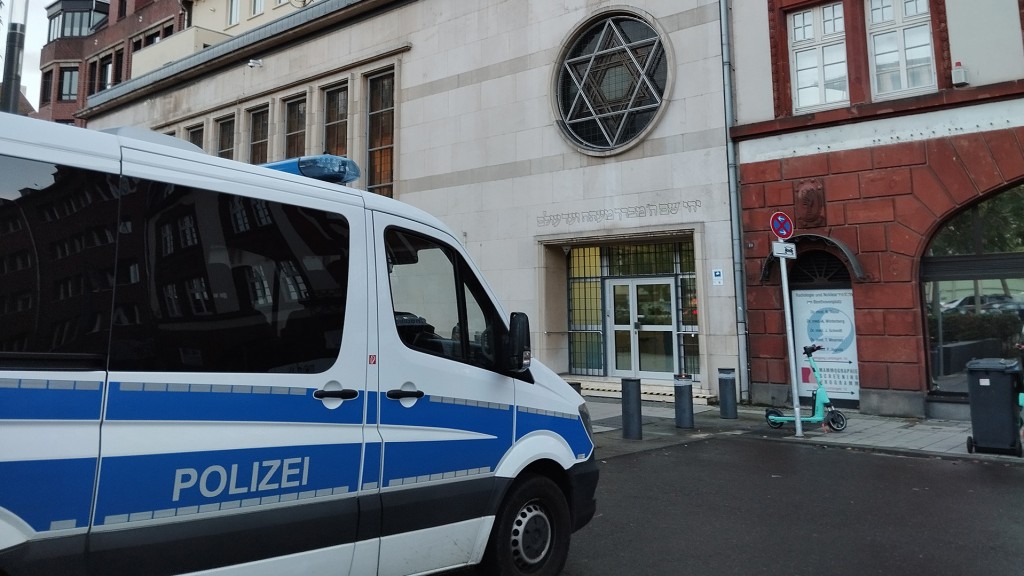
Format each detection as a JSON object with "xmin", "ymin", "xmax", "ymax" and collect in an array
[{"xmin": 584, "ymin": 395, "xmax": 1024, "ymax": 463}]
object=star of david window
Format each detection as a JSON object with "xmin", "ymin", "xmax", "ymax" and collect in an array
[{"xmin": 556, "ymin": 14, "xmax": 669, "ymax": 153}]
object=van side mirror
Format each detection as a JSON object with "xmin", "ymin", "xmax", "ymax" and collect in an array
[{"xmin": 507, "ymin": 312, "xmax": 531, "ymax": 373}]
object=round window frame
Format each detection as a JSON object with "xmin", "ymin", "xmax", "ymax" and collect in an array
[{"xmin": 550, "ymin": 8, "xmax": 674, "ymax": 157}]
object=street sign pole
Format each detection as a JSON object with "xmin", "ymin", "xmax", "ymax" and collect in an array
[
  {"xmin": 779, "ymin": 251, "xmax": 803, "ymax": 438},
  {"xmin": 769, "ymin": 212, "xmax": 802, "ymax": 437}
]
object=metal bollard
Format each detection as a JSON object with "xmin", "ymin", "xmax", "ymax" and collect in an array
[
  {"xmin": 718, "ymin": 368, "xmax": 737, "ymax": 419},
  {"xmin": 621, "ymin": 377, "xmax": 642, "ymax": 440},
  {"xmin": 674, "ymin": 373, "xmax": 694, "ymax": 428}
]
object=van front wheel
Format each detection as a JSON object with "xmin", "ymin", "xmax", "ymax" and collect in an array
[{"xmin": 480, "ymin": 475, "xmax": 571, "ymax": 576}]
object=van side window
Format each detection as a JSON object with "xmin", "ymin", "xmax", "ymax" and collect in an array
[
  {"xmin": 108, "ymin": 179, "xmax": 350, "ymax": 373},
  {"xmin": 385, "ymin": 228, "xmax": 504, "ymax": 371},
  {"xmin": 0, "ymin": 156, "xmax": 351, "ymax": 374},
  {"xmin": 0, "ymin": 155, "xmax": 118, "ymax": 367}
]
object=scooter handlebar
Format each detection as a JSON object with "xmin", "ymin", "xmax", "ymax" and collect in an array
[{"xmin": 802, "ymin": 344, "xmax": 824, "ymax": 357}]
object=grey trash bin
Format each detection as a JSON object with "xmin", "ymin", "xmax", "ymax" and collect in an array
[{"xmin": 966, "ymin": 358, "xmax": 1023, "ymax": 457}]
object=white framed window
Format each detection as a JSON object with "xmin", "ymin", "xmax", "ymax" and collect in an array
[
  {"xmin": 866, "ymin": 0, "xmax": 934, "ymax": 99},
  {"xmin": 251, "ymin": 0, "xmax": 263, "ymax": 16},
  {"xmin": 789, "ymin": 2, "xmax": 848, "ymax": 112},
  {"xmin": 227, "ymin": 0, "xmax": 240, "ymax": 26}
]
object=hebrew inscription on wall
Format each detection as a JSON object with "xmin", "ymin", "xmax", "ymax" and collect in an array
[{"xmin": 536, "ymin": 200, "xmax": 700, "ymax": 228}]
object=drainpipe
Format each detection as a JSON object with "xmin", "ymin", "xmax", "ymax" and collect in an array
[{"xmin": 720, "ymin": 0, "xmax": 750, "ymax": 402}]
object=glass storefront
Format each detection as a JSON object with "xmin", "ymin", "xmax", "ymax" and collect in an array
[{"xmin": 922, "ymin": 184, "xmax": 1024, "ymax": 393}]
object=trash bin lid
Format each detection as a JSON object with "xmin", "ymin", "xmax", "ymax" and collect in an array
[{"xmin": 966, "ymin": 358, "xmax": 1022, "ymax": 373}]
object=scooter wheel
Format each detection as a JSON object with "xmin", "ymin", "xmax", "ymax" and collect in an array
[
  {"xmin": 826, "ymin": 410, "xmax": 847, "ymax": 432},
  {"xmin": 966, "ymin": 436, "xmax": 974, "ymax": 454},
  {"xmin": 765, "ymin": 408, "xmax": 784, "ymax": 429}
]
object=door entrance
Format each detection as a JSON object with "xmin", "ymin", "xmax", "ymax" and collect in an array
[{"xmin": 606, "ymin": 278, "xmax": 678, "ymax": 379}]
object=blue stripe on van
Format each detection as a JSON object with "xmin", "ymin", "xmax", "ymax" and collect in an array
[
  {"xmin": 0, "ymin": 458, "xmax": 97, "ymax": 532},
  {"xmin": 366, "ymin": 390, "xmax": 378, "ymax": 425},
  {"xmin": 0, "ymin": 379, "xmax": 103, "ymax": 421},
  {"xmin": 106, "ymin": 382, "xmax": 364, "ymax": 424},
  {"xmin": 378, "ymin": 395, "xmax": 514, "ymax": 487},
  {"xmin": 381, "ymin": 437, "xmax": 510, "ymax": 488},
  {"xmin": 94, "ymin": 442, "xmax": 362, "ymax": 526},
  {"xmin": 362, "ymin": 441, "xmax": 381, "ymax": 490},
  {"xmin": 516, "ymin": 407, "xmax": 594, "ymax": 458}
]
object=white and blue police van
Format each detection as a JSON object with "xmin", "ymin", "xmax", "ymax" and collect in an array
[{"xmin": 0, "ymin": 112, "xmax": 597, "ymax": 576}]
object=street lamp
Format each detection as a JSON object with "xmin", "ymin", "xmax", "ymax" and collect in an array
[{"xmin": 1, "ymin": 0, "xmax": 30, "ymax": 114}]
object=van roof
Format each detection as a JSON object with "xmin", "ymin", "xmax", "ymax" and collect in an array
[{"xmin": 0, "ymin": 112, "xmax": 456, "ymax": 238}]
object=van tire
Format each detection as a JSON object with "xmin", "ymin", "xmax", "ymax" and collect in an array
[{"xmin": 479, "ymin": 475, "xmax": 571, "ymax": 576}]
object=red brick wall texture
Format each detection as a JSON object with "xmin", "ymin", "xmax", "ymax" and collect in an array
[{"xmin": 741, "ymin": 128, "xmax": 1024, "ymax": 393}]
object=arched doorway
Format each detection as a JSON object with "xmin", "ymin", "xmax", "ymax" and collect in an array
[{"xmin": 789, "ymin": 249, "xmax": 860, "ymax": 408}]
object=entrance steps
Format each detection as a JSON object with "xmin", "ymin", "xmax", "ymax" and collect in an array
[{"xmin": 561, "ymin": 376, "xmax": 714, "ymax": 405}]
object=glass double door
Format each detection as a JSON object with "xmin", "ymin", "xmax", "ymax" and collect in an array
[{"xmin": 606, "ymin": 278, "xmax": 678, "ymax": 379}]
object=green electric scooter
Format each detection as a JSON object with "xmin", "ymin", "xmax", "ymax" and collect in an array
[{"xmin": 765, "ymin": 344, "xmax": 848, "ymax": 432}]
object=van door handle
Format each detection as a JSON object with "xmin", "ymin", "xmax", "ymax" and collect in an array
[
  {"xmin": 314, "ymin": 389, "xmax": 359, "ymax": 400},
  {"xmin": 386, "ymin": 389, "xmax": 425, "ymax": 400}
]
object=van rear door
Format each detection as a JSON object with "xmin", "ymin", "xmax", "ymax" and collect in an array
[{"xmin": 0, "ymin": 128, "xmax": 122, "ymax": 575}]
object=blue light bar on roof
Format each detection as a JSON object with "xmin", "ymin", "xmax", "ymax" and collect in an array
[{"xmin": 262, "ymin": 154, "xmax": 361, "ymax": 184}]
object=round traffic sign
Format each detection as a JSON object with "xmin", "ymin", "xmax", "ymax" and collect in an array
[{"xmin": 770, "ymin": 211, "xmax": 795, "ymax": 240}]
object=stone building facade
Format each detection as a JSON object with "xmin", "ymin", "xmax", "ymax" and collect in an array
[{"xmin": 80, "ymin": 0, "xmax": 743, "ymax": 397}]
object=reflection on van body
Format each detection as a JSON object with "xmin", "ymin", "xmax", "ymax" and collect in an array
[{"xmin": 0, "ymin": 160, "xmax": 348, "ymax": 373}]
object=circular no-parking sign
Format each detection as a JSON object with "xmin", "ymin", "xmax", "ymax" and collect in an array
[{"xmin": 770, "ymin": 211, "xmax": 795, "ymax": 240}]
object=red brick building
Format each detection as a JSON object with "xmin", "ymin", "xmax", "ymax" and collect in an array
[
  {"xmin": 35, "ymin": 0, "xmax": 182, "ymax": 125},
  {"xmin": 731, "ymin": 0, "xmax": 1024, "ymax": 418}
]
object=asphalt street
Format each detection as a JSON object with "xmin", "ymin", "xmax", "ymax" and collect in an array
[{"xmin": 562, "ymin": 434, "xmax": 1024, "ymax": 576}]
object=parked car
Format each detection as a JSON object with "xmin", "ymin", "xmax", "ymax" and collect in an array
[{"xmin": 941, "ymin": 294, "xmax": 1015, "ymax": 313}]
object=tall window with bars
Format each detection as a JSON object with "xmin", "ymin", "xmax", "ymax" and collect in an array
[
  {"xmin": 569, "ymin": 247, "xmax": 604, "ymax": 376},
  {"xmin": 367, "ymin": 71, "xmax": 394, "ymax": 197}
]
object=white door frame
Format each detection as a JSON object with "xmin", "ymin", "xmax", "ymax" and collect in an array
[{"xmin": 605, "ymin": 277, "xmax": 679, "ymax": 380}]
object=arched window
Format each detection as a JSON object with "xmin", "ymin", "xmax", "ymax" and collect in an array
[{"xmin": 921, "ymin": 184, "xmax": 1024, "ymax": 393}]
